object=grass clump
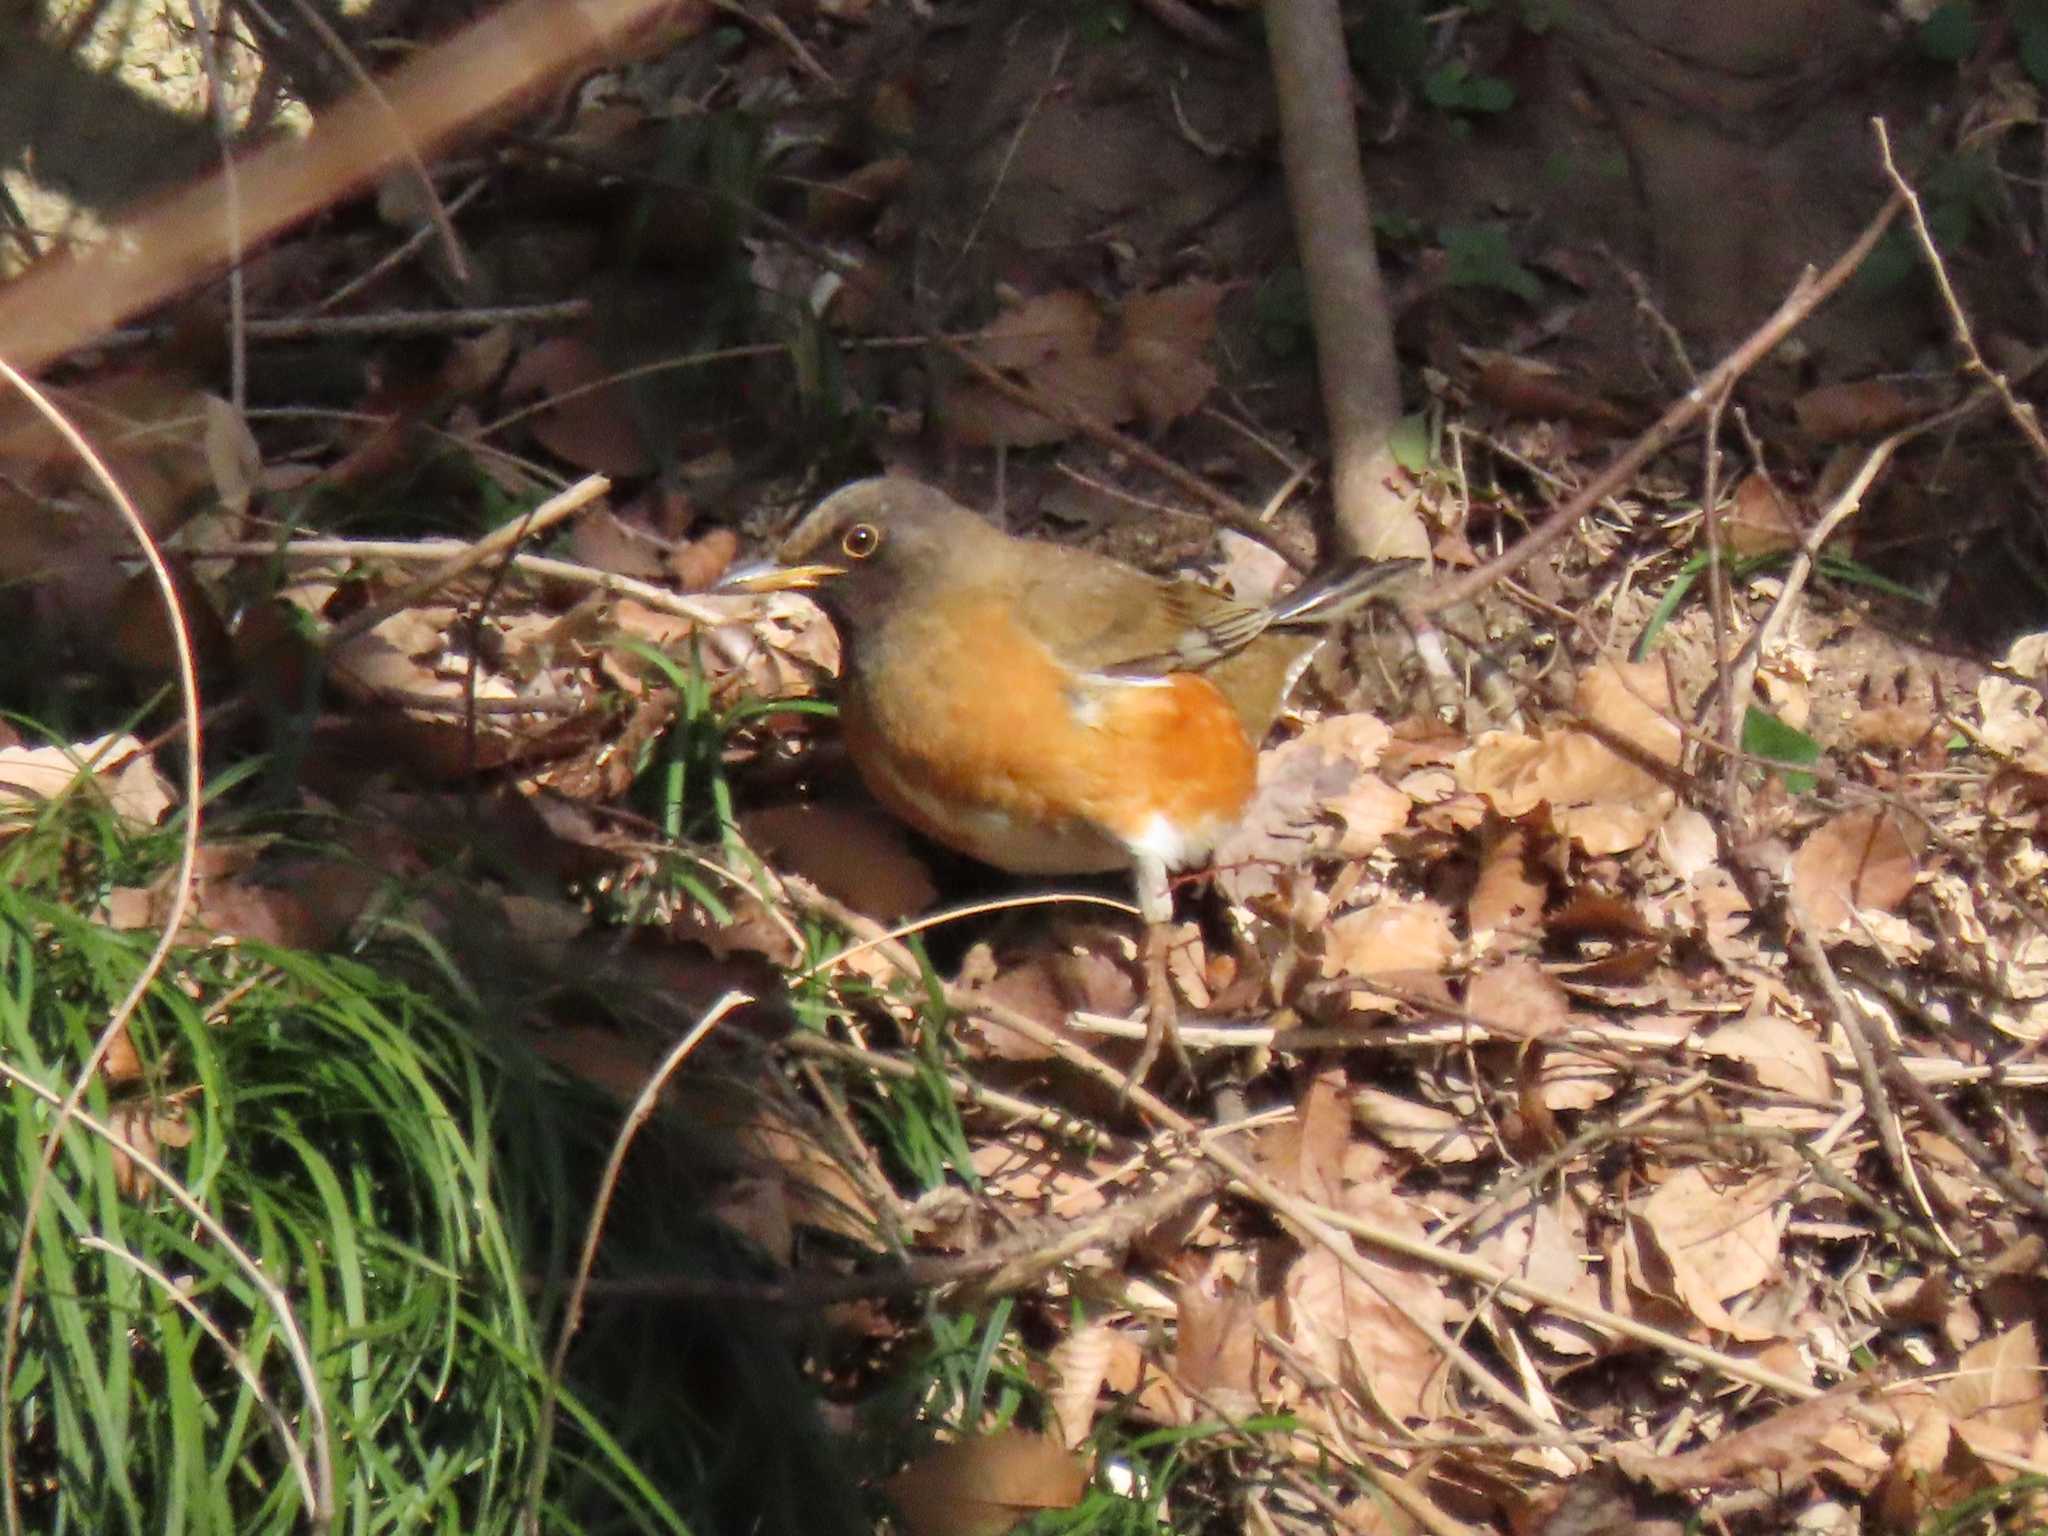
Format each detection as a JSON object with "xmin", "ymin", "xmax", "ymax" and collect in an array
[{"xmin": 0, "ymin": 794, "xmax": 824, "ymax": 1536}]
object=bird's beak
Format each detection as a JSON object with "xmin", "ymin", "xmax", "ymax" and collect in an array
[{"xmin": 715, "ymin": 559, "xmax": 844, "ymax": 594}]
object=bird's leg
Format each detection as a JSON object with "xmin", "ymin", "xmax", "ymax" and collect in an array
[{"xmin": 1127, "ymin": 853, "xmax": 1191, "ymax": 1091}]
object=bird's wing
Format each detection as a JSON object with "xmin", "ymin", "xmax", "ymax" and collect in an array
[{"xmin": 1014, "ymin": 557, "xmax": 1269, "ymax": 681}]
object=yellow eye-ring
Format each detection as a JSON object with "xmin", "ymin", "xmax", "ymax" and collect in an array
[{"xmin": 841, "ymin": 522, "xmax": 882, "ymax": 559}]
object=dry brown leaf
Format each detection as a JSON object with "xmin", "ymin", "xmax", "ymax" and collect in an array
[
  {"xmin": 940, "ymin": 283, "xmax": 1222, "ymax": 447},
  {"xmin": 667, "ymin": 526, "xmax": 739, "ymax": 591},
  {"xmin": 1851, "ymin": 701, "xmax": 1936, "ymax": 751},
  {"xmin": 1873, "ymin": 1400, "xmax": 1968, "ymax": 1529},
  {"xmin": 804, "ymin": 154, "xmax": 912, "ymax": 234},
  {"xmin": 963, "ymin": 930, "xmax": 1138, "ymax": 1061},
  {"xmin": 1792, "ymin": 377, "xmax": 1925, "ymax": 441},
  {"xmin": 0, "ymin": 375, "xmax": 218, "ymax": 593},
  {"xmin": 1322, "ymin": 898, "xmax": 1457, "ymax": 984},
  {"xmin": 1789, "ymin": 807, "xmax": 1921, "ymax": 932},
  {"xmin": 0, "ymin": 733, "xmax": 176, "ymax": 828},
  {"xmin": 732, "ymin": 1103, "xmax": 879, "ymax": 1247},
  {"xmin": 1697, "ymin": 1015, "xmax": 1833, "ymax": 1100},
  {"xmin": 1468, "ymin": 348, "xmax": 1637, "ymax": 433},
  {"xmin": 1350, "ymin": 1087, "xmax": 1485, "ymax": 1162},
  {"xmin": 1257, "ymin": 1070, "xmax": 1352, "ymax": 1204},
  {"xmin": 1655, "ymin": 805, "xmax": 1720, "ymax": 882},
  {"xmin": 884, "ymin": 1431, "xmax": 1092, "ymax": 1536},
  {"xmin": 1977, "ymin": 674, "xmax": 2048, "ymax": 773},
  {"xmin": 1465, "ymin": 957, "xmax": 1571, "ymax": 1040},
  {"xmin": 501, "ymin": 335, "xmax": 651, "ymax": 476},
  {"xmin": 1633, "ymin": 1165, "xmax": 1796, "ymax": 1341},
  {"xmin": 1722, "ymin": 471, "xmax": 1803, "ymax": 557},
  {"xmin": 1532, "ymin": 1047, "xmax": 1618, "ymax": 1112},
  {"xmin": 1467, "ymin": 823, "xmax": 1547, "ymax": 941},
  {"xmin": 1210, "ymin": 528, "xmax": 1292, "ymax": 606},
  {"xmin": 1546, "ymin": 888, "xmax": 1652, "ymax": 942},
  {"xmin": 106, "ymin": 1101, "xmax": 194, "ymax": 1202},
  {"xmin": 1281, "ymin": 1238, "xmax": 1448, "ymax": 1422},
  {"xmin": 1612, "ymin": 1390, "xmax": 1864, "ymax": 1493},
  {"xmin": 1118, "ymin": 283, "xmax": 1226, "ymax": 432},
  {"xmin": 569, "ymin": 505, "xmax": 670, "ymax": 579},
  {"xmin": 1940, "ymin": 1321, "xmax": 2045, "ymax": 1463},
  {"xmin": 1457, "ymin": 660, "xmax": 1679, "ymax": 854},
  {"xmin": 1174, "ymin": 1265, "xmax": 1265, "ymax": 1419},
  {"xmin": 1467, "ymin": 1187, "xmax": 1602, "ymax": 1355},
  {"xmin": 1212, "ymin": 713, "xmax": 1402, "ymax": 903},
  {"xmin": 742, "ymin": 802, "xmax": 935, "ymax": 923},
  {"xmin": 1046, "ymin": 1321, "xmax": 1117, "ymax": 1450}
]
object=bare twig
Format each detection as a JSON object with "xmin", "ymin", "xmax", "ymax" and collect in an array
[
  {"xmin": 279, "ymin": 0, "xmax": 470, "ymax": 284},
  {"xmin": 524, "ymin": 990, "xmax": 750, "ymax": 1536},
  {"xmin": 0, "ymin": 360, "xmax": 216, "ymax": 1536},
  {"xmin": 1782, "ymin": 899, "xmax": 1954, "ymax": 1255},
  {"xmin": 1133, "ymin": 0, "xmax": 1247, "ymax": 54},
  {"xmin": 313, "ymin": 178, "xmax": 488, "ymax": 313},
  {"xmin": 786, "ymin": 883, "xmax": 1558, "ymax": 1439},
  {"xmin": 1876, "ymin": 118, "xmax": 2048, "ymax": 475},
  {"xmin": 0, "ymin": 1061, "xmax": 333, "ymax": 1529},
  {"xmin": 1412, "ymin": 192, "xmax": 1905, "ymax": 620},
  {"xmin": 1706, "ymin": 396, "xmax": 1979, "ymax": 746},
  {"xmin": 579, "ymin": 1162, "xmax": 1224, "ymax": 1305},
  {"xmin": 0, "ymin": 0, "xmax": 683, "ymax": 373},
  {"xmin": 319, "ymin": 474, "xmax": 609, "ymax": 650},
  {"xmin": 188, "ymin": 0, "xmax": 248, "ymax": 411},
  {"xmin": 942, "ymin": 344, "xmax": 1308, "ymax": 568},
  {"xmin": 784, "ymin": 1032, "xmax": 1137, "ymax": 1153}
]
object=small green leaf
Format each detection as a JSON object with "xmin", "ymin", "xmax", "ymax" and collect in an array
[
  {"xmin": 1742, "ymin": 706, "xmax": 1822, "ymax": 793},
  {"xmin": 1424, "ymin": 61, "xmax": 1516, "ymax": 114},
  {"xmin": 2019, "ymin": 0, "xmax": 2048, "ymax": 85},
  {"xmin": 1440, "ymin": 223, "xmax": 1542, "ymax": 302},
  {"xmin": 1373, "ymin": 208, "xmax": 1426, "ymax": 244},
  {"xmin": 1631, "ymin": 564, "xmax": 1703, "ymax": 660},
  {"xmin": 1814, "ymin": 554, "xmax": 1932, "ymax": 604},
  {"xmin": 1854, "ymin": 227, "xmax": 1920, "ymax": 297},
  {"xmin": 1253, "ymin": 266, "xmax": 1314, "ymax": 359},
  {"xmin": 1389, "ymin": 412, "xmax": 1433, "ymax": 474},
  {"xmin": 1917, "ymin": 1, "xmax": 1978, "ymax": 63}
]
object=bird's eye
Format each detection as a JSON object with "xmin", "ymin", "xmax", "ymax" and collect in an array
[{"xmin": 841, "ymin": 522, "xmax": 882, "ymax": 560}]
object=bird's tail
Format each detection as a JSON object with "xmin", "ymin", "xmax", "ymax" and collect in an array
[{"xmin": 1266, "ymin": 556, "xmax": 1424, "ymax": 628}]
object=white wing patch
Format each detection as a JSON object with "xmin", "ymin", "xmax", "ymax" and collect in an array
[{"xmin": 1067, "ymin": 670, "xmax": 1172, "ymax": 728}]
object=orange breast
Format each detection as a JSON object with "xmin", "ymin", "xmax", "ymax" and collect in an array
[{"xmin": 839, "ymin": 587, "xmax": 1259, "ymax": 876}]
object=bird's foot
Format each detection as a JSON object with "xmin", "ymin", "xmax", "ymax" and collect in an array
[{"xmin": 1124, "ymin": 921, "xmax": 1195, "ymax": 1098}]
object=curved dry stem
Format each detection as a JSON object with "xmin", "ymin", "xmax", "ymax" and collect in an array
[
  {"xmin": 800, "ymin": 889, "xmax": 1141, "ymax": 984},
  {"xmin": 0, "ymin": 357, "xmax": 212, "ymax": 1536},
  {"xmin": 782, "ymin": 879, "xmax": 1557, "ymax": 1442},
  {"xmin": 272, "ymin": 0, "xmax": 471, "ymax": 286},
  {"xmin": 78, "ymin": 1236, "xmax": 316, "ymax": 1515},
  {"xmin": 318, "ymin": 473, "xmax": 608, "ymax": 651},
  {"xmin": 522, "ymin": 988, "xmax": 752, "ymax": 1536},
  {"xmin": 1414, "ymin": 189, "xmax": 1904, "ymax": 619},
  {"xmin": 0, "ymin": 1060, "xmax": 333, "ymax": 1526}
]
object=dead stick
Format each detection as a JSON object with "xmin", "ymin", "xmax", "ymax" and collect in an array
[{"xmin": 1411, "ymin": 191, "xmax": 1903, "ymax": 620}]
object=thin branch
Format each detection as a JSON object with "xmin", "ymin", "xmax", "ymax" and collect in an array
[
  {"xmin": 1875, "ymin": 117, "xmax": 2048, "ymax": 475},
  {"xmin": 0, "ymin": 1061, "xmax": 333, "ymax": 1528},
  {"xmin": 523, "ymin": 990, "xmax": 750, "ymax": 1536},
  {"xmin": 319, "ymin": 474, "xmax": 608, "ymax": 650},
  {"xmin": 785, "ymin": 883, "xmax": 1558, "ymax": 1440},
  {"xmin": 79, "ymin": 1236, "xmax": 316, "ymax": 1515},
  {"xmin": 1412, "ymin": 191, "xmax": 1904, "ymax": 620},
  {"xmin": 0, "ymin": 359, "xmax": 215, "ymax": 1536}
]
